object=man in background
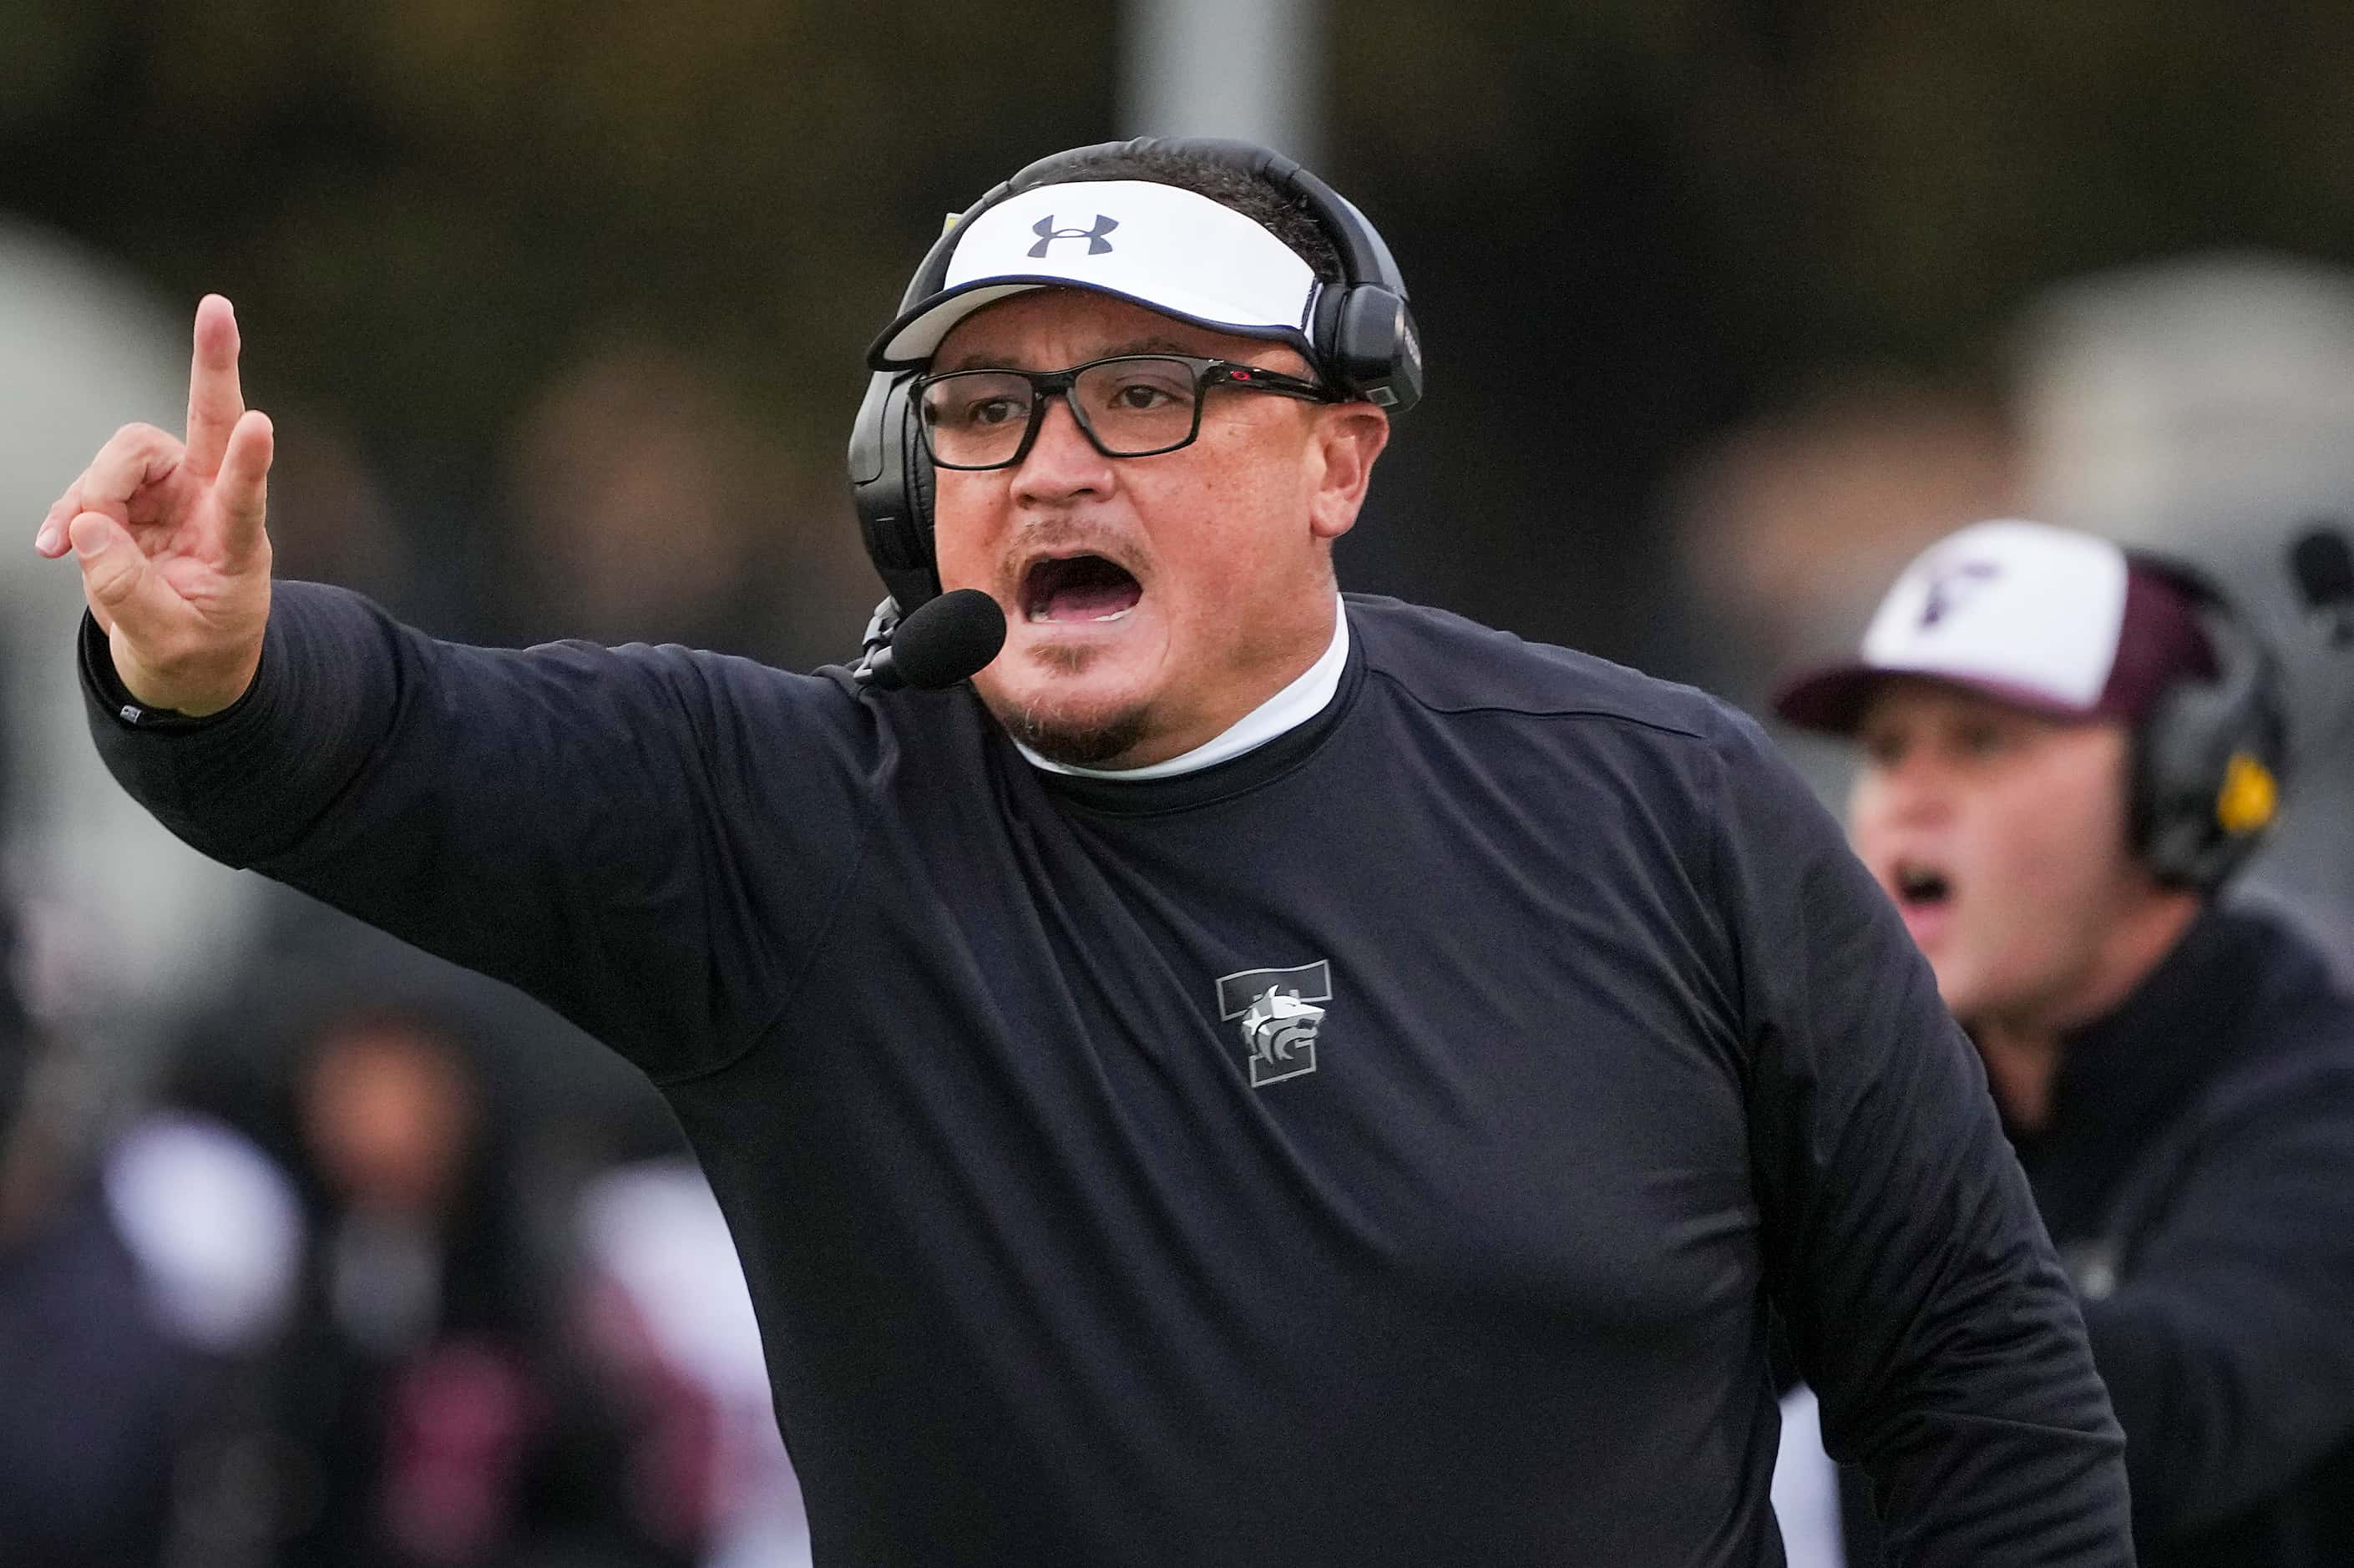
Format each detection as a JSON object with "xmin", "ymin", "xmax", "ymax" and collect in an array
[{"xmin": 1776, "ymin": 518, "xmax": 2354, "ymax": 1566}]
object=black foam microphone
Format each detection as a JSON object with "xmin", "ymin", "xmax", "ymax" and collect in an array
[
  {"xmin": 2291, "ymin": 524, "xmax": 2354, "ymax": 647},
  {"xmin": 857, "ymin": 588, "xmax": 1007, "ymax": 690}
]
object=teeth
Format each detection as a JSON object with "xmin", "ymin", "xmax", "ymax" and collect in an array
[{"xmin": 1022, "ymin": 606, "xmax": 1136, "ymax": 625}]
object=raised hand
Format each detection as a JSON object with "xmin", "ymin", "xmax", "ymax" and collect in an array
[{"xmin": 33, "ymin": 294, "xmax": 276, "ymax": 716}]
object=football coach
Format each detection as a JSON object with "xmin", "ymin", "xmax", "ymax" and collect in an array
[{"xmin": 35, "ymin": 139, "xmax": 2130, "ymax": 1565}]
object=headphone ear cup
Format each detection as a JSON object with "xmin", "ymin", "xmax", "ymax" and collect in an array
[
  {"xmin": 2134, "ymin": 668, "xmax": 2286, "ymax": 893},
  {"xmin": 905, "ymin": 396, "xmax": 939, "ymax": 594},
  {"xmin": 1329, "ymin": 285, "xmax": 1422, "ymax": 412},
  {"xmin": 848, "ymin": 371, "xmax": 941, "ymax": 613},
  {"xmin": 2134, "ymin": 684, "xmax": 2215, "ymax": 888}
]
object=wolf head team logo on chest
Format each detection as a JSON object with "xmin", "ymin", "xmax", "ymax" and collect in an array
[{"xmin": 1216, "ymin": 961, "xmax": 1332, "ymax": 1088}]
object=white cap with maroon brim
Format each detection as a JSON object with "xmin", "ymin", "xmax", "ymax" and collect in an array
[
  {"xmin": 1774, "ymin": 518, "xmax": 2195, "ymax": 734},
  {"xmin": 868, "ymin": 180, "xmax": 1321, "ymax": 369}
]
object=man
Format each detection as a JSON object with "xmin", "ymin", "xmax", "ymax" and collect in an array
[
  {"xmin": 33, "ymin": 140, "xmax": 2130, "ymax": 1565},
  {"xmin": 1776, "ymin": 518, "xmax": 2354, "ymax": 1566}
]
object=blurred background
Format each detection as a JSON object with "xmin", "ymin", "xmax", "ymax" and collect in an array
[{"xmin": 7, "ymin": 1, "xmax": 2354, "ymax": 1562}]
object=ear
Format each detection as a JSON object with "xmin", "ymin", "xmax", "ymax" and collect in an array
[{"xmin": 1305, "ymin": 403, "xmax": 1390, "ymax": 542}]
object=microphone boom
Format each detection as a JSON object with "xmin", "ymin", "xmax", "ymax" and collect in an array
[{"xmin": 858, "ymin": 589, "xmax": 1007, "ymax": 690}]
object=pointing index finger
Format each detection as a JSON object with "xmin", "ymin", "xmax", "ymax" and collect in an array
[{"xmin": 185, "ymin": 295, "xmax": 246, "ymax": 480}]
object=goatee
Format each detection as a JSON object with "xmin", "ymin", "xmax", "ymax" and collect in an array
[{"xmin": 992, "ymin": 696, "xmax": 1155, "ymax": 769}]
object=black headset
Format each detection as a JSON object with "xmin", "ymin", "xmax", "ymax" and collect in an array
[
  {"xmin": 845, "ymin": 137, "xmax": 1421, "ymax": 622},
  {"xmin": 2127, "ymin": 553, "xmax": 2288, "ymax": 893}
]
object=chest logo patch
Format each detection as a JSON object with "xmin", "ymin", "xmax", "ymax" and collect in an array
[{"xmin": 1216, "ymin": 961, "xmax": 1332, "ymax": 1088}]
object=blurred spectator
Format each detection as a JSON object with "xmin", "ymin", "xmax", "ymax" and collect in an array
[
  {"xmin": 261, "ymin": 1001, "xmax": 695, "ymax": 1568},
  {"xmin": 575, "ymin": 1158, "xmax": 812, "ymax": 1568},
  {"xmin": 0, "ymin": 900, "xmax": 298, "ymax": 1567},
  {"xmin": 5, "ymin": 938, "xmax": 741, "ymax": 1568},
  {"xmin": 1772, "ymin": 519, "xmax": 2354, "ymax": 1566}
]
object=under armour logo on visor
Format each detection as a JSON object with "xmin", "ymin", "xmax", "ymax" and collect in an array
[
  {"xmin": 1921, "ymin": 559, "xmax": 2002, "ymax": 628},
  {"xmin": 1027, "ymin": 213, "xmax": 1118, "ymax": 257}
]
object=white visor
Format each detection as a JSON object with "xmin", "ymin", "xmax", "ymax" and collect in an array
[{"xmin": 871, "ymin": 180, "xmax": 1321, "ymax": 367}]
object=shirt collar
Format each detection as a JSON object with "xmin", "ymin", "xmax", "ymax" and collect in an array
[{"xmin": 1015, "ymin": 600, "xmax": 1349, "ymax": 781}]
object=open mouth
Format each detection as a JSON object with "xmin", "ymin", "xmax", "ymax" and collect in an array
[
  {"xmin": 1019, "ymin": 554, "xmax": 1143, "ymax": 625},
  {"xmin": 1893, "ymin": 859, "xmax": 1952, "ymax": 912}
]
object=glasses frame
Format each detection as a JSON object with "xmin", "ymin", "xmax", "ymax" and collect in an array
[{"xmin": 913, "ymin": 353, "xmax": 1338, "ymax": 472}]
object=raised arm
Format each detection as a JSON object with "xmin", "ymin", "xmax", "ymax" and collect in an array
[
  {"xmin": 1705, "ymin": 708, "xmax": 2134, "ymax": 1566},
  {"xmin": 37, "ymin": 298, "xmax": 877, "ymax": 1081}
]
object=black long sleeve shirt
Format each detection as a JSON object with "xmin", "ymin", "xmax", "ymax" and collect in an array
[
  {"xmin": 2019, "ymin": 907, "xmax": 2354, "ymax": 1566},
  {"xmin": 80, "ymin": 584, "xmax": 2131, "ymax": 1566}
]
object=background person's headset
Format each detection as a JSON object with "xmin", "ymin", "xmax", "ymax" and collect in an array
[
  {"xmin": 845, "ymin": 136, "xmax": 1423, "ymax": 643},
  {"xmin": 2127, "ymin": 552, "xmax": 2289, "ymax": 893}
]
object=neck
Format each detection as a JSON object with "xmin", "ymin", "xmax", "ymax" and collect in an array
[
  {"xmin": 1971, "ymin": 1024, "xmax": 2066, "ymax": 1132},
  {"xmin": 1966, "ymin": 890, "xmax": 2201, "ymax": 1131},
  {"xmin": 1151, "ymin": 592, "xmax": 1339, "ymax": 765}
]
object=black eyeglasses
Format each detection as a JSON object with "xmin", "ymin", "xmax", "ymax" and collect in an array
[{"xmin": 914, "ymin": 353, "xmax": 1336, "ymax": 471}]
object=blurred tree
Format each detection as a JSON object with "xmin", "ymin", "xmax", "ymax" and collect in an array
[
  {"xmin": 8, "ymin": 0, "xmax": 2354, "ymax": 666},
  {"xmin": 0, "ymin": 0, "xmax": 1115, "ymax": 496},
  {"xmin": 1324, "ymin": 0, "xmax": 2354, "ymax": 658}
]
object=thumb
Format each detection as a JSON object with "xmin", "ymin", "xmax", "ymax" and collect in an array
[{"xmin": 69, "ymin": 511, "xmax": 185, "ymax": 640}]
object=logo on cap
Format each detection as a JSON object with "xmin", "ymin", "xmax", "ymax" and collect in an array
[
  {"xmin": 1028, "ymin": 213, "xmax": 1119, "ymax": 258},
  {"xmin": 1920, "ymin": 559, "xmax": 2003, "ymax": 629}
]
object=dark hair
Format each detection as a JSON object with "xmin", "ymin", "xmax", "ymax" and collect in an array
[{"xmin": 1045, "ymin": 145, "xmax": 1346, "ymax": 285}]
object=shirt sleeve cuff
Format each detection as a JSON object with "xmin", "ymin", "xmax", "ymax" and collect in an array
[{"xmin": 78, "ymin": 614, "xmax": 265, "ymax": 735}]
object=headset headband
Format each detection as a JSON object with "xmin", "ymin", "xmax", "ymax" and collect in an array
[{"xmin": 868, "ymin": 137, "xmax": 1420, "ymax": 408}]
